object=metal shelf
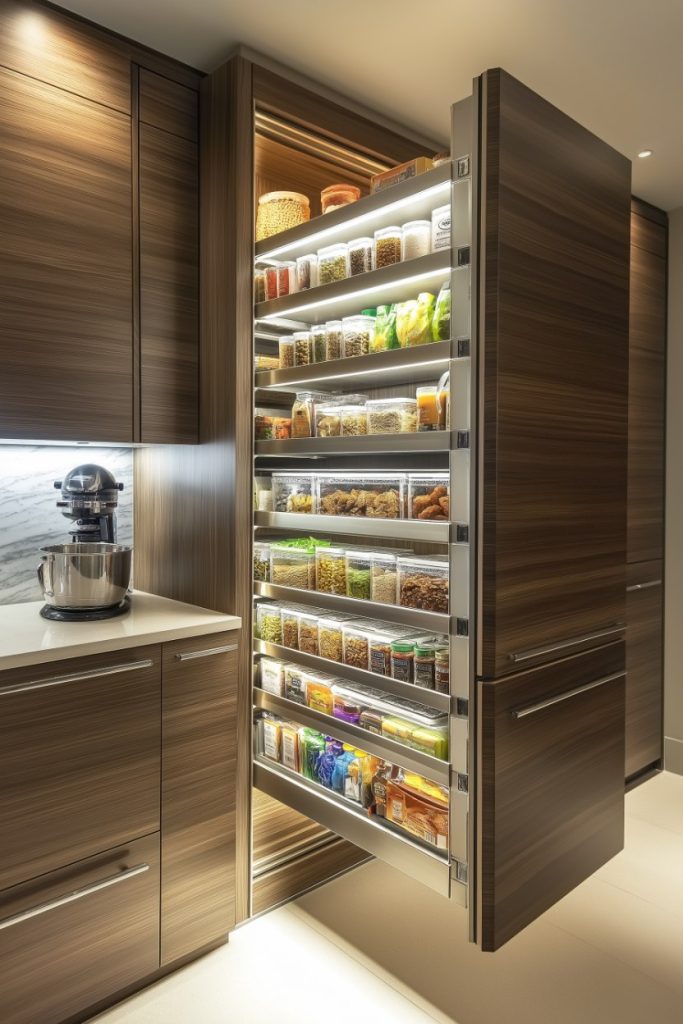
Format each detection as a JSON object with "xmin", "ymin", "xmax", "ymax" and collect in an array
[
  {"xmin": 254, "ymin": 580, "xmax": 451, "ymax": 633},
  {"xmin": 253, "ymin": 639, "xmax": 451, "ymax": 713},
  {"xmin": 253, "ymin": 510, "xmax": 451, "ymax": 544},
  {"xmin": 254, "ymin": 340, "xmax": 465, "ymax": 392},
  {"xmin": 255, "ymin": 431, "xmax": 454, "ymax": 458},
  {"xmin": 253, "ymin": 689, "xmax": 450, "ymax": 783},
  {"xmin": 253, "ymin": 758, "xmax": 453, "ymax": 897},
  {"xmin": 255, "ymin": 251, "xmax": 453, "ymax": 324},
  {"xmin": 254, "ymin": 163, "xmax": 453, "ymax": 261}
]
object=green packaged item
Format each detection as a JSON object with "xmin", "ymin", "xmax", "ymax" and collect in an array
[
  {"xmin": 371, "ymin": 304, "xmax": 399, "ymax": 352},
  {"xmin": 395, "ymin": 292, "xmax": 436, "ymax": 347},
  {"xmin": 432, "ymin": 283, "xmax": 451, "ymax": 341}
]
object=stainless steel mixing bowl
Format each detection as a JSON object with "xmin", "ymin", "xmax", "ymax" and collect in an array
[{"xmin": 37, "ymin": 543, "xmax": 132, "ymax": 610}]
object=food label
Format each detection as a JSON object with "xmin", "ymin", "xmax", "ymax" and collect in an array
[
  {"xmin": 262, "ymin": 721, "xmax": 281, "ymax": 762},
  {"xmin": 432, "ymin": 205, "xmax": 451, "ymax": 251},
  {"xmin": 391, "ymin": 798, "xmax": 405, "ymax": 822}
]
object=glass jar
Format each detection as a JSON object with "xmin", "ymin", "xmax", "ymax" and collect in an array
[
  {"xmin": 390, "ymin": 640, "xmax": 415, "ymax": 683},
  {"xmin": 317, "ymin": 614, "xmax": 350, "ymax": 663},
  {"xmin": 265, "ymin": 266, "xmax": 279, "ymax": 301},
  {"xmin": 296, "ymin": 254, "xmax": 318, "ymax": 292},
  {"xmin": 277, "ymin": 261, "xmax": 295, "ymax": 297},
  {"xmin": 315, "ymin": 546, "xmax": 347, "ymax": 595},
  {"xmin": 370, "ymin": 551, "xmax": 398, "ymax": 605},
  {"xmin": 256, "ymin": 191, "xmax": 310, "ymax": 241},
  {"xmin": 434, "ymin": 646, "xmax": 450, "ymax": 693},
  {"xmin": 256, "ymin": 602, "xmax": 283, "ymax": 644},
  {"xmin": 397, "ymin": 555, "xmax": 449, "ymax": 613},
  {"xmin": 278, "ymin": 336, "xmax": 295, "ymax": 369},
  {"xmin": 253, "ymin": 541, "xmax": 271, "ymax": 582},
  {"xmin": 292, "ymin": 331, "xmax": 312, "ymax": 366},
  {"xmin": 311, "ymin": 325, "xmax": 326, "ymax": 363},
  {"xmin": 297, "ymin": 611, "xmax": 320, "ymax": 655},
  {"xmin": 321, "ymin": 183, "xmax": 361, "ymax": 214},
  {"xmin": 280, "ymin": 605, "xmax": 300, "ymax": 649},
  {"xmin": 416, "ymin": 386, "xmax": 439, "ymax": 432},
  {"xmin": 339, "ymin": 402, "xmax": 368, "ymax": 436},
  {"xmin": 324, "ymin": 320, "xmax": 343, "ymax": 361},
  {"xmin": 254, "ymin": 269, "xmax": 266, "ymax": 304},
  {"xmin": 366, "ymin": 397, "xmax": 418, "ymax": 434},
  {"xmin": 318, "ymin": 243, "xmax": 349, "ymax": 284},
  {"xmin": 315, "ymin": 401, "xmax": 343, "ymax": 437},
  {"xmin": 402, "ymin": 220, "xmax": 431, "ymax": 261},
  {"xmin": 408, "ymin": 473, "xmax": 449, "ymax": 521},
  {"xmin": 345, "ymin": 550, "xmax": 372, "ymax": 600},
  {"xmin": 270, "ymin": 546, "xmax": 316, "ymax": 589},
  {"xmin": 271, "ymin": 473, "xmax": 315, "ymax": 514},
  {"xmin": 348, "ymin": 237, "xmax": 374, "ymax": 276},
  {"xmin": 316, "ymin": 473, "xmax": 406, "ymax": 519},
  {"xmin": 342, "ymin": 315, "xmax": 375, "ymax": 358},
  {"xmin": 343, "ymin": 623, "xmax": 372, "ymax": 670},
  {"xmin": 414, "ymin": 643, "xmax": 437, "ymax": 690},
  {"xmin": 374, "ymin": 226, "xmax": 402, "ymax": 268}
]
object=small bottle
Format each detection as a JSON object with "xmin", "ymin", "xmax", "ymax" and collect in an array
[
  {"xmin": 434, "ymin": 646, "xmax": 450, "ymax": 694},
  {"xmin": 390, "ymin": 640, "xmax": 415, "ymax": 683}
]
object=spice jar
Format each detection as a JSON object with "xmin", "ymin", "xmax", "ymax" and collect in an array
[
  {"xmin": 297, "ymin": 611, "xmax": 320, "ymax": 655},
  {"xmin": 254, "ymin": 269, "xmax": 266, "ymax": 304},
  {"xmin": 435, "ymin": 646, "xmax": 450, "ymax": 693},
  {"xmin": 279, "ymin": 336, "xmax": 295, "ymax": 369},
  {"xmin": 321, "ymin": 183, "xmax": 361, "ymax": 214},
  {"xmin": 348, "ymin": 237, "xmax": 374, "ymax": 276},
  {"xmin": 345, "ymin": 551, "xmax": 372, "ymax": 600},
  {"xmin": 253, "ymin": 541, "xmax": 271, "ymax": 582},
  {"xmin": 414, "ymin": 643, "xmax": 437, "ymax": 690},
  {"xmin": 402, "ymin": 220, "xmax": 431, "ymax": 261},
  {"xmin": 397, "ymin": 555, "xmax": 449, "ymax": 613},
  {"xmin": 280, "ymin": 606, "xmax": 300, "ymax": 649},
  {"xmin": 265, "ymin": 266, "xmax": 279, "ymax": 301},
  {"xmin": 374, "ymin": 226, "xmax": 402, "ymax": 268},
  {"xmin": 296, "ymin": 254, "xmax": 318, "ymax": 292},
  {"xmin": 292, "ymin": 331, "xmax": 312, "ymax": 366},
  {"xmin": 342, "ymin": 314, "xmax": 375, "ymax": 358},
  {"xmin": 416, "ymin": 386, "xmax": 440, "ymax": 431},
  {"xmin": 315, "ymin": 546, "xmax": 347, "ymax": 595},
  {"xmin": 256, "ymin": 602, "xmax": 283, "ymax": 644},
  {"xmin": 343, "ymin": 623, "xmax": 373, "ymax": 670},
  {"xmin": 277, "ymin": 261, "xmax": 295, "ymax": 297},
  {"xmin": 315, "ymin": 402, "xmax": 342, "ymax": 437},
  {"xmin": 312, "ymin": 325, "xmax": 326, "ymax": 363},
  {"xmin": 391, "ymin": 640, "xmax": 415, "ymax": 683},
  {"xmin": 256, "ymin": 191, "xmax": 310, "ymax": 241},
  {"xmin": 318, "ymin": 243, "xmax": 349, "ymax": 284},
  {"xmin": 325, "ymin": 320, "xmax": 343, "ymax": 361},
  {"xmin": 370, "ymin": 551, "xmax": 398, "ymax": 605}
]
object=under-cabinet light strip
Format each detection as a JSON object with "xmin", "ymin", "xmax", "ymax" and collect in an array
[{"xmin": 257, "ymin": 356, "xmax": 450, "ymax": 389}]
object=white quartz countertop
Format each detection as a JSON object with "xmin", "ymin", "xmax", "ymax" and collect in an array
[{"xmin": 0, "ymin": 591, "xmax": 241, "ymax": 672}]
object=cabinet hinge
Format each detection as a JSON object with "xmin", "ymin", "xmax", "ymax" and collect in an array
[
  {"xmin": 457, "ymin": 245, "xmax": 470, "ymax": 267},
  {"xmin": 456, "ymin": 430, "xmax": 470, "ymax": 450},
  {"xmin": 456, "ymin": 156, "xmax": 471, "ymax": 178},
  {"xmin": 456, "ymin": 772, "xmax": 469, "ymax": 794},
  {"xmin": 455, "ymin": 697, "xmax": 469, "ymax": 719},
  {"xmin": 456, "ymin": 337, "xmax": 470, "ymax": 358},
  {"xmin": 451, "ymin": 859, "xmax": 469, "ymax": 885}
]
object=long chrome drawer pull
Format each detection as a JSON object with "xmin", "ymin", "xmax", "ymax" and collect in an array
[
  {"xmin": 174, "ymin": 644, "xmax": 238, "ymax": 662},
  {"xmin": 0, "ymin": 863, "xmax": 149, "ymax": 932},
  {"xmin": 626, "ymin": 580, "xmax": 662, "ymax": 592},
  {"xmin": 509, "ymin": 625, "xmax": 625, "ymax": 664},
  {"xmin": 0, "ymin": 659, "xmax": 154, "ymax": 698},
  {"xmin": 511, "ymin": 671, "xmax": 625, "ymax": 719}
]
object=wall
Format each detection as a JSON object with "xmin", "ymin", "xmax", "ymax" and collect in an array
[
  {"xmin": 0, "ymin": 446, "xmax": 133, "ymax": 605},
  {"xmin": 665, "ymin": 207, "xmax": 683, "ymax": 772}
]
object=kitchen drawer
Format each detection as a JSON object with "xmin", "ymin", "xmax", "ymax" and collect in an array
[
  {"xmin": 0, "ymin": 646, "xmax": 161, "ymax": 890},
  {"xmin": 626, "ymin": 561, "xmax": 663, "ymax": 777},
  {"xmin": 477, "ymin": 642, "xmax": 625, "ymax": 950},
  {"xmin": 0, "ymin": 833, "xmax": 159, "ymax": 1024}
]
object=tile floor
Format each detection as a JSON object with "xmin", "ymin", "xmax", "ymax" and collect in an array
[{"xmin": 91, "ymin": 771, "xmax": 683, "ymax": 1024}]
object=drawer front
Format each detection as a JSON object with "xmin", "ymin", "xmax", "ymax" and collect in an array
[
  {"xmin": 0, "ymin": 647, "xmax": 161, "ymax": 890},
  {"xmin": 477, "ymin": 642, "xmax": 625, "ymax": 950},
  {"xmin": 626, "ymin": 561, "xmax": 663, "ymax": 777},
  {"xmin": 0, "ymin": 834, "xmax": 159, "ymax": 1024}
]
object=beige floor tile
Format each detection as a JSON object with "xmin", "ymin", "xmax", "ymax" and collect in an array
[
  {"xmin": 594, "ymin": 814, "xmax": 683, "ymax": 910},
  {"xmin": 627, "ymin": 770, "xmax": 683, "ymax": 835}
]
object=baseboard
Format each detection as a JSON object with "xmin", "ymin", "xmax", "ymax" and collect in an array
[{"xmin": 664, "ymin": 736, "xmax": 683, "ymax": 775}]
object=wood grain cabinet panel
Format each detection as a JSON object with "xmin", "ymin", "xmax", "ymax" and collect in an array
[
  {"xmin": 139, "ymin": 67, "xmax": 198, "ymax": 141},
  {"xmin": 0, "ymin": 67, "xmax": 133, "ymax": 443},
  {"xmin": 626, "ymin": 561, "xmax": 663, "ymax": 777},
  {"xmin": 477, "ymin": 642, "xmax": 625, "ymax": 951},
  {"xmin": 0, "ymin": 647, "xmax": 161, "ymax": 891},
  {"xmin": 161, "ymin": 632, "xmax": 239, "ymax": 964},
  {"xmin": 140, "ymin": 122, "xmax": 199, "ymax": 443},
  {"xmin": 0, "ymin": 834, "xmax": 159, "ymax": 1024},
  {"xmin": 478, "ymin": 69, "xmax": 631, "ymax": 678}
]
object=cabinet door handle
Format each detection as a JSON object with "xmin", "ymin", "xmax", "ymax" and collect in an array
[
  {"xmin": 0, "ymin": 659, "xmax": 154, "ymax": 698},
  {"xmin": 174, "ymin": 643, "xmax": 238, "ymax": 662},
  {"xmin": 511, "ymin": 671, "xmax": 624, "ymax": 719},
  {"xmin": 0, "ymin": 863, "xmax": 149, "ymax": 932},
  {"xmin": 626, "ymin": 579, "xmax": 662, "ymax": 592},
  {"xmin": 508, "ymin": 624, "xmax": 625, "ymax": 664}
]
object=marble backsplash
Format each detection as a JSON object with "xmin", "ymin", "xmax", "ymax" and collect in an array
[{"xmin": 0, "ymin": 447, "xmax": 133, "ymax": 605}]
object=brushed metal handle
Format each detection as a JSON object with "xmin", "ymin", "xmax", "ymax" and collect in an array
[
  {"xmin": 511, "ymin": 671, "xmax": 624, "ymax": 719},
  {"xmin": 626, "ymin": 579, "xmax": 662, "ymax": 592},
  {"xmin": 509, "ymin": 624, "xmax": 625, "ymax": 664},
  {"xmin": 0, "ymin": 659, "xmax": 154, "ymax": 698},
  {"xmin": 0, "ymin": 863, "xmax": 149, "ymax": 932},
  {"xmin": 174, "ymin": 643, "xmax": 238, "ymax": 662}
]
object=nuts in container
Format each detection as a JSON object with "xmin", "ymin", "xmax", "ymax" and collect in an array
[
  {"xmin": 342, "ymin": 314, "xmax": 375, "ymax": 358},
  {"xmin": 297, "ymin": 611, "xmax": 320, "ymax": 655},
  {"xmin": 397, "ymin": 555, "xmax": 449, "ymax": 613},
  {"xmin": 348, "ymin": 237, "xmax": 374, "ymax": 276},
  {"xmin": 292, "ymin": 331, "xmax": 312, "ymax": 366},
  {"xmin": 408, "ymin": 474, "xmax": 450, "ymax": 520},
  {"xmin": 317, "ymin": 615, "xmax": 351, "ymax": 662},
  {"xmin": 256, "ymin": 191, "xmax": 310, "ymax": 241},
  {"xmin": 316, "ymin": 473, "xmax": 406, "ymax": 520},
  {"xmin": 324, "ymin": 320, "xmax": 343, "ymax": 361},
  {"xmin": 270, "ymin": 546, "xmax": 316, "ymax": 589},
  {"xmin": 311, "ymin": 325, "xmax": 326, "ymax": 363},
  {"xmin": 342, "ymin": 623, "xmax": 372, "ymax": 670},
  {"xmin": 366, "ymin": 397, "xmax": 417, "ymax": 435},
  {"xmin": 271, "ymin": 473, "xmax": 315, "ymax": 514},
  {"xmin": 339, "ymin": 396, "xmax": 368, "ymax": 436},
  {"xmin": 279, "ymin": 336, "xmax": 295, "ymax": 368},
  {"xmin": 374, "ymin": 226, "xmax": 402, "ymax": 268},
  {"xmin": 318, "ymin": 243, "xmax": 349, "ymax": 284},
  {"xmin": 280, "ymin": 606, "xmax": 300, "ymax": 649},
  {"xmin": 315, "ymin": 546, "xmax": 347, "ymax": 595}
]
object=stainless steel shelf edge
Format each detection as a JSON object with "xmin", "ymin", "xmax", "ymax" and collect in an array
[
  {"xmin": 255, "ymin": 163, "xmax": 453, "ymax": 259},
  {"xmin": 254, "ymin": 639, "xmax": 452, "ymax": 713},
  {"xmin": 253, "ymin": 510, "xmax": 450, "ymax": 543},
  {"xmin": 255, "ymin": 431, "xmax": 453, "ymax": 457},
  {"xmin": 253, "ymin": 758, "xmax": 451, "ymax": 897},
  {"xmin": 254, "ymin": 688, "xmax": 451, "ymax": 783},
  {"xmin": 254, "ymin": 580, "xmax": 451, "ymax": 633}
]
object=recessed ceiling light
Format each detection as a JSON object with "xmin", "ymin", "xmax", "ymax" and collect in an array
[{"xmin": 638, "ymin": 150, "xmax": 653, "ymax": 159}]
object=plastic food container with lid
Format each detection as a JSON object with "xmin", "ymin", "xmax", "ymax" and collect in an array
[
  {"xmin": 391, "ymin": 639, "xmax": 415, "ymax": 683},
  {"xmin": 264, "ymin": 266, "xmax": 278, "ymax": 302},
  {"xmin": 311, "ymin": 325, "xmax": 326, "ymax": 363},
  {"xmin": 256, "ymin": 191, "xmax": 310, "ymax": 241},
  {"xmin": 292, "ymin": 331, "xmax": 312, "ymax": 366},
  {"xmin": 317, "ymin": 614, "xmax": 351, "ymax": 662},
  {"xmin": 348, "ymin": 237, "xmax": 374, "ymax": 276},
  {"xmin": 324, "ymin": 320, "xmax": 343, "ymax": 361},
  {"xmin": 331, "ymin": 683, "xmax": 365, "ymax": 724},
  {"xmin": 381, "ymin": 698, "xmax": 448, "ymax": 760},
  {"xmin": 296, "ymin": 254, "xmax": 318, "ymax": 292},
  {"xmin": 342, "ymin": 622, "xmax": 374, "ymax": 670},
  {"xmin": 254, "ymin": 268, "xmax": 266, "ymax": 304},
  {"xmin": 297, "ymin": 611, "xmax": 320, "ymax": 655},
  {"xmin": 368, "ymin": 625, "xmax": 419, "ymax": 677},
  {"xmin": 402, "ymin": 220, "xmax": 431, "ymax": 261},
  {"xmin": 270, "ymin": 546, "xmax": 316, "ymax": 590},
  {"xmin": 397, "ymin": 555, "xmax": 449, "ymax": 613},
  {"xmin": 304, "ymin": 670, "xmax": 336, "ymax": 714},
  {"xmin": 339, "ymin": 403, "xmax": 368, "ymax": 436},
  {"xmin": 318, "ymin": 243, "xmax": 349, "ymax": 285},
  {"xmin": 259, "ymin": 657, "xmax": 288, "ymax": 696},
  {"xmin": 315, "ymin": 546, "xmax": 347, "ymax": 595},
  {"xmin": 277, "ymin": 261, "xmax": 295, "ymax": 297},
  {"xmin": 408, "ymin": 473, "xmax": 450, "ymax": 520},
  {"xmin": 285, "ymin": 663, "xmax": 308, "ymax": 705},
  {"xmin": 253, "ymin": 541, "xmax": 271, "ymax": 582},
  {"xmin": 254, "ymin": 413, "xmax": 291, "ymax": 441},
  {"xmin": 435, "ymin": 646, "xmax": 450, "ymax": 693},
  {"xmin": 290, "ymin": 391, "xmax": 330, "ymax": 439},
  {"xmin": 271, "ymin": 473, "xmax": 315, "ymax": 514},
  {"xmin": 256, "ymin": 602, "xmax": 283, "ymax": 644},
  {"xmin": 321, "ymin": 183, "xmax": 361, "ymax": 214},
  {"xmin": 374, "ymin": 226, "xmax": 402, "ymax": 268},
  {"xmin": 367, "ymin": 397, "xmax": 418, "ymax": 435},
  {"xmin": 414, "ymin": 642, "xmax": 438, "ymax": 690},
  {"xmin": 316, "ymin": 472, "xmax": 406, "ymax": 519},
  {"xmin": 345, "ymin": 550, "xmax": 372, "ymax": 600},
  {"xmin": 278, "ymin": 335, "xmax": 295, "ymax": 369},
  {"xmin": 342, "ymin": 314, "xmax": 375, "ymax": 358},
  {"xmin": 416, "ymin": 386, "xmax": 440, "ymax": 432},
  {"xmin": 280, "ymin": 605, "xmax": 300, "ymax": 649},
  {"xmin": 314, "ymin": 402, "xmax": 342, "ymax": 437},
  {"xmin": 370, "ymin": 551, "xmax": 399, "ymax": 605}
]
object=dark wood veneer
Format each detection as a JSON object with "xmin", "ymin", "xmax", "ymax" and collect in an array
[
  {"xmin": 139, "ymin": 67, "xmax": 198, "ymax": 141},
  {"xmin": 626, "ymin": 561, "xmax": 663, "ymax": 777}
]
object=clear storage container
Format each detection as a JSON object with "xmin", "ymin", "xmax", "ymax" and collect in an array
[
  {"xmin": 271, "ymin": 473, "xmax": 315, "ymax": 514},
  {"xmin": 397, "ymin": 555, "xmax": 449, "ymax": 613},
  {"xmin": 277, "ymin": 261, "xmax": 295, "ymax": 297},
  {"xmin": 368, "ymin": 626, "xmax": 419, "ymax": 677},
  {"xmin": 281, "ymin": 721, "xmax": 301, "ymax": 772},
  {"xmin": 296, "ymin": 254, "xmax": 318, "ymax": 292},
  {"xmin": 254, "ymin": 413, "xmax": 291, "ymax": 440},
  {"xmin": 370, "ymin": 551, "xmax": 398, "ymax": 605},
  {"xmin": 256, "ymin": 602, "xmax": 283, "ymax": 644},
  {"xmin": 416, "ymin": 386, "xmax": 439, "ymax": 432},
  {"xmin": 316, "ymin": 472, "xmax": 406, "ymax": 519},
  {"xmin": 342, "ymin": 315, "xmax": 375, "ymax": 358},
  {"xmin": 339, "ymin": 403, "xmax": 368, "ymax": 436},
  {"xmin": 304, "ymin": 670, "xmax": 336, "ymax": 714},
  {"xmin": 318, "ymin": 242, "xmax": 349, "ymax": 284},
  {"xmin": 253, "ymin": 541, "xmax": 271, "ymax": 582},
  {"xmin": 342, "ymin": 622, "xmax": 373, "ymax": 669},
  {"xmin": 311, "ymin": 325, "xmax": 326, "ymax": 363},
  {"xmin": 384, "ymin": 773, "xmax": 449, "ymax": 848},
  {"xmin": 280, "ymin": 605, "xmax": 301, "ymax": 649},
  {"xmin": 278, "ymin": 335, "xmax": 295, "ymax": 368},
  {"xmin": 435, "ymin": 646, "xmax": 450, "ymax": 694},
  {"xmin": 256, "ymin": 191, "xmax": 310, "ymax": 241},
  {"xmin": 264, "ymin": 266, "xmax": 279, "ymax": 301},
  {"xmin": 345, "ymin": 550, "xmax": 372, "ymax": 600},
  {"xmin": 270, "ymin": 546, "xmax": 316, "ymax": 589},
  {"xmin": 414, "ymin": 642, "xmax": 438, "ymax": 690},
  {"xmin": 317, "ymin": 614, "xmax": 351, "ymax": 663},
  {"xmin": 332, "ymin": 683, "xmax": 365, "ymax": 724},
  {"xmin": 292, "ymin": 331, "xmax": 312, "ymax": 366},
  {"xmin": 321, "ymin": 183, "xmax": 361, "ymax": 214},
  {"xmin": 315, "ymin": 546, "xmax": 347, "ymax": 595},
  {"xmin": 367, "ymin": 397, "xmax": 418, "ymax": 434},
  {"xmin": 254, "ymin": 268, "xmax": 266, "ymax": 304},
  {"xmin": 374, "ymin": 226, "xmax": 402, "ymax": 268},
  {"xmin": 261, "ymin": 715, "xmax": 282, "ymax": 762},
  {"xmin": 253, "ymin": 476, "xmax": 272, "ymax": 512},
  {"xmin": 297, "ymin": 610, "xmax": 320, "ymax": 655},
  {"xmin": 381, "ymin": 696, "xmax": 448, "ymax": 760},
  {"xmin": 408, "ymin": 473, "xmax": 450, "ymax": 520},
  {"xmin": 291, "ymin": 391, "xmax": 330, "ymax": 439},
  {"xmin": 285, "ymin": 663, "xmax": 307, "ymax": 705},
  {"xmin": 324, "ymin": 320, "xmax": 343, "ymax": 361},
  {"xmin": 402, "ymin": 219, "xmax": 431, "ymax": 261},
  {"xmin": 260, "ymin": 657, "xmax": 288, "ymax": 696},
  {"xmin": 348, "ymin": 237, "xmax": 374, "ymax": 276},
  {"xmin": 315, "ymin": 401, "xmax": 343, "ymax": 437}
]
